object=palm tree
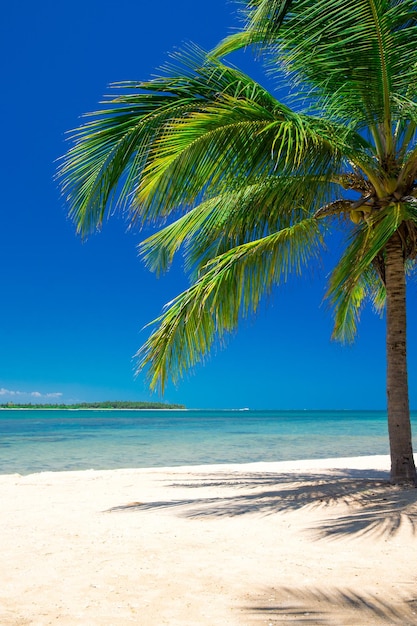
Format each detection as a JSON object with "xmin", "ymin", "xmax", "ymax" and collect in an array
[{"xmin": 59, "ymin": 0, "xmax": 417, "ymax": 485}]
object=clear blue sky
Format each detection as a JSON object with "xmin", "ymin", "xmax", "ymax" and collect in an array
[{"xmin": 1, "ymin": 0, "xmax": 416, "ymax": 409}]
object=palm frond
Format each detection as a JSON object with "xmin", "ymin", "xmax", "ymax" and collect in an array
[
  {"xmin": 133, "ymin": 93, "xmax": 366, "ymax": 219},
  {"xmin": 327, "ymin": 203, "xmax": 416, "ymax": 341},
  {"xmin": 137, "ymin": 218, "xmax": 324, "ymax": 390},
  {"xmin": 58, "ymin": 95, "xmax": 195, "ymax": 235},
  {"xmin": 214, "ymin": 0, "xmax": 417, "ymax": 131},
  {"xmin": 58, "ymin": 44, "xmax": 278, "ymax": 233},
  {"xmin": 58, "ymin": 45, "xmax": 370, "ymax": 236},
  {"xmin": 140, "ymin": 173, "xmax": 336, "ymax": 276}
]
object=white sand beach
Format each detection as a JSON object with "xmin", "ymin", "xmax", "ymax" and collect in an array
[{"xmin": 1, "ymin": 456, "xmax": 417, "ymax": 625}]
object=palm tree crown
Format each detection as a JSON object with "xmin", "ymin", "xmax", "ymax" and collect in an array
[{"xmin": 59, "ymin": 0, "xmax": 417, "ymax": 483}]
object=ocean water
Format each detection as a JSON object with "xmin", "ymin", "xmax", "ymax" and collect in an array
[{"xmin": 0, "ymin": 409, "xmax": 414, "ymax": 475}]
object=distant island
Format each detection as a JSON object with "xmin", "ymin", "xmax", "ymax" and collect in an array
[{"xmin": 0, "ymin": 401, "xmax": 185, "ymax": 410}]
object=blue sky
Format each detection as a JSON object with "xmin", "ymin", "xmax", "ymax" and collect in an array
[{"xmin": 1, "ymin": 0, "xmax": 416, "ymax": 409}]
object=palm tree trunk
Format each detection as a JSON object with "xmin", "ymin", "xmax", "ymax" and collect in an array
[{"xmin": 385, "ymin": 232, "xmax": 416, "ymax": 485}]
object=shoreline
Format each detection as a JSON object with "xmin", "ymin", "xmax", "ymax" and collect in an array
[
  {"xmin": 2, "ymin": 454, "xmax": 417, "ymax": 625},
  {"xmin": 1, "ymin": 453, "xmax": 394, "ymax": 479}
]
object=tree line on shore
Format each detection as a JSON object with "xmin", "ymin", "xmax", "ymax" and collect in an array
[{"xmin": 0, "ymin": 401, "xmax": 185, "ymax": 410}]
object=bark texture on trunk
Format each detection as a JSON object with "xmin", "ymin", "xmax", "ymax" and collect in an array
[{"xmin": 385, "ymin": 233, "xmax": 417, "ymax": 485}]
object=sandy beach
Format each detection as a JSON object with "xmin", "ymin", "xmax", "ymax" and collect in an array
[{"xmin": 1, "ymin": 456, "xmax": 417, "ymax": 625}]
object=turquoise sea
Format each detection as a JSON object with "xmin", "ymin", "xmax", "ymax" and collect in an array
[{"xmin": 1, "ymin": 409, "xmax": 415, "ymax": 475}]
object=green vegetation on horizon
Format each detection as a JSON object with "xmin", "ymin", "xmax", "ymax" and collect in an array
[
  {"xmin": 0, "ymin": 401, "xmax": 185, "ymax": 410},
  {"xmin": 59, "ymin": 0, "xmax": 417, "ymax": 485}
]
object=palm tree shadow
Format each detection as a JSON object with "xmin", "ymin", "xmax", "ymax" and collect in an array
[
  {"xmin": 317, "ymin": 481, "xmax": 417, "ymax": 539},
  {"xmin": 106, "ymin": 468, "xmax": 417, "ymax": 539},
  {"xmin": 244, "ymin": 586, "xmax": 417, "ymax": 625}
]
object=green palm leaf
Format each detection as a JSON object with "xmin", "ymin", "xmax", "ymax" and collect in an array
[
  {"xmin": 138, "ymin": 218, "xmax": 324, "ymax": 390},
  {"xmin": 58, "ymin": 46, "xmax": 370, "ymax": 236},
  {"xmin": 214, "ymin": 0, "xmax": 417, "ymax": 139},
  {"xmin": 328, "ymin": 202, "xmax": 417, "ymax": 341},
  {"xmin": 140, "ymin": 173, "xmax": 336, "ymax": 276},
  {"xmin": 133, "ymin": 93, "xmax": 367, "ymax": 219}
]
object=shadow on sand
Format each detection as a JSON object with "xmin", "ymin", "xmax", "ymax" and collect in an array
[
  {"xmin": 106, "ymin": 468, "xmax": 417, "ymax": 624},
  {"xmin": 243, "ymin": 585, "xmax": 417, "ymax": 625},
  {"xmin": 107, "ymin": 468, "xmax": 417, "ymax": 540}
]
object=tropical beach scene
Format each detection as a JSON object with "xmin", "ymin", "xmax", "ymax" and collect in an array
[{"xmin": 3, "ymin": 0, "xmax": 417, "ymax": 624}]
